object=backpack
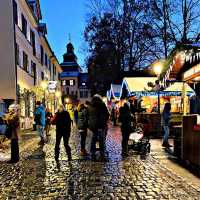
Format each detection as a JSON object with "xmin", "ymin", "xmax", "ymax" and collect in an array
[{"xmin": 35, "ymin": 113, "xmax": 41, "ymax": 125}]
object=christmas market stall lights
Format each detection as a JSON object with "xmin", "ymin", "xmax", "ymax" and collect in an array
[
  {"xmin": 159, "ymin": 42, "xmax": 200, "ymax": 168},
  {"xmin": 107, "ymin": 84, "xmax": 121, "ymax": 101}
]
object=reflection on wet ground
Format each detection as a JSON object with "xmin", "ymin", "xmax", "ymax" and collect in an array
[{"xmin": 0, "ymin": 126, "xmax": 200, "ymax": 199}]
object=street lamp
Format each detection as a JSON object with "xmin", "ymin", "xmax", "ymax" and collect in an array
[
  {"xmin": 41, "ymin": 80, "xmax": 48, "ymax": 106},
  {"xmin": 152, "ymin": 61, "xmax": 163, "ymax": 114}
]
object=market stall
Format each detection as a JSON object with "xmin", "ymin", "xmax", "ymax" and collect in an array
[
  {"xmin": 160, "ymin": 43, "xmax": 200, "ymax": 168},
  {"xmin": 120, "ymin": 77, "xmax": 163, "ymax": 134}
]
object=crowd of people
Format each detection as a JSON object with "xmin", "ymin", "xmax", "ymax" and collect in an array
[
  {"xmin": 0, "ymin": 94, "xmax": 172, "ymax": 164},
  {"xmin": 33, "ymin": 95, "xmax": 150, "ymax": 162}
]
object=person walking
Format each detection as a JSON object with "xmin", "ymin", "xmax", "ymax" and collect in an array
[
  {"xmin": 88, "ymin": 95, "xmax": 109, "ymax": 161},
  {"xmin": 5, "ymin": 104, "xmax": 20, "ymax": 163},
  {"xmin": 34, "ymin": 101, "xmax": 46, "ymax": 145},
  {"xmin": 45, "ymin": 108, "xmax": 52, "ymax": 136},
  {"xmin": 162, "ymin": 102, "xmax": 172, "ymax": 148},
  {"xmin": 119, "ymin": 103, "xmax": 133, "ymax": 157},
  {"xmin": 52, "ymin": 105, "xmax": 72, "ymax": 161},
  {"xmin": 77, "ymin": 103, "xmax": 88, "ymax": 156}
]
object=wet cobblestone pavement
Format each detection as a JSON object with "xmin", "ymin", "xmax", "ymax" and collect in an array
[{"xmin": 0, "ymin": 126, "xmax": 200, "ymax": 199}]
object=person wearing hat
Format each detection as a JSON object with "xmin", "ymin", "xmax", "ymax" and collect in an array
[{"xmin": 5, "ymin": 104, "xmax": 20, "ymax": 163}]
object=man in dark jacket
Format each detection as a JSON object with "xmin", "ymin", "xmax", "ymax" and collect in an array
[
  {"xmin": 119, "ymin": 103, "xmax": 133, "ymax": 156},
  {"xmin": 88, "ymin": 95, "xmax": 109, "ymax": 161},
  {"xmin": 52, "ymin": 105, "xmax": 72, "ymax": 161}
]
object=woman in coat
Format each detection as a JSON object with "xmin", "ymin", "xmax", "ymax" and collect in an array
[{"xmin": 6, "ymin": 104, "xmax": 20, "ymax": 163}]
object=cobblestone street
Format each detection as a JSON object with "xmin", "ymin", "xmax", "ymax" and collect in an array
[{"xmin": 0, "ymin": 125, "xmax": 200, "ymax": 200}]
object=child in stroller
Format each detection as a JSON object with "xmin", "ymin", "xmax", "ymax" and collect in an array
[{"xmin": 128, "ymin": 117, "xmax": 151, "ymax": 154}]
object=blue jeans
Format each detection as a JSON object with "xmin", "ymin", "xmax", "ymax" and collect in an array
[
  {"xmin": 36, "ymin": 125, "xmax": 45, "ymax": 141},
  {"xmin": 90, "ymin": 128, "xmax": 106, "ymax": 156},
  {"xmin": 163, "ymin": 126, "xmax": 169, "ymax": 144}
]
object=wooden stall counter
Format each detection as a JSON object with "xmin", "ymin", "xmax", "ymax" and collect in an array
[{"xmin": 182, "ymin": 115, "xmax": 200, "ymax": 167}]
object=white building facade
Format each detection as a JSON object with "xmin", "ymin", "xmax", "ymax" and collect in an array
[{"xmin": 0, "ymin": 0, "xmax": 62, "ymax": 129}]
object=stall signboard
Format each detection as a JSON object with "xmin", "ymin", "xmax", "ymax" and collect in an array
[
  {"xmin": 48, "ymin": 81, "xmax": 57, "ymax": 93},
  {"xmin": 183, "ymin": 63, "xmax": 200, "ymax": 80}
]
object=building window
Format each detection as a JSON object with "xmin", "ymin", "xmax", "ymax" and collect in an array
[
  {"xmin": 40, "ymin": 46, "xmax": 44, "ymax": 65},
  {"xmin": 13, "ymin": 0, "xmax": 18, "ymax": 25},
  {"xmin": 31, "ymin": 61, "xmax": 35, "ymax": 76},
  {"xmin": 82, "ymin": 82, "xmax": 86, "ymax": 86},
  {"xmin": 15, "ymin": 43, "xmax": 19, "ymax": 65},
  {"xmin": 41, "ymin": 71, "xmax": 44, "ymax": 80},
  {"xmin": 66, "ymin": 87, "xmax": 69, "ymax": 95},
  {"xmin": 31, "ymin": 61, "xmax": 36, "ymax": 85},
  {"xmin": 49, "ymin": 61, "xmax": 52, "ymax": 77},
  {"xmin": 54, "ymin": 65, "xmax": 56, "ymax": 75},
  {"xmin": 80, "ymin": 91, "xmax": 83, "ymax": 98},
  {"xmin": 48, "ymin": 60, "xmax": 51, "ymax": 71},
  {"xmin": 23, "ymin": 51, "xmax": 28, "ymax": 71},
  {"xmin": 45, "ymin": 54, "xmax": 48, "ymax": 66},
  {"xmin": 21, "ymin": 14, "xmax": 27, "ymax": 38},
  {"xmin": 69, "ymin": 80, "xmax": 75, "ymax": 86},
  {"xmin": 84, "ymin": 91, "xmax": 88, "ymax": 98},
  {"xmin": 71, "ymin": 91, "xmax": 74, "ymax": 96},
  {"xmin": 62, "ymin": 80, "xmax": 66, "ymax": 86},
  {"xmin": 80, "ymin": 90, "xmax": 88, "ymax": 98},
  {"xmin": 30, "ymin": 29, "xmax": 36, "ymax": 56}
]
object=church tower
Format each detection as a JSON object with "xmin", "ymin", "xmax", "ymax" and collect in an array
[
  {"xmin": 60, "ymin": 40, "xmax": 81, "ymax": 103},
  {"xmin": 60, "ymin": 41, "xmax": 80, "ymax": 72},
  {"xmin": 60, "ymin": 38, "xmax": 90, "ymax": 105}
]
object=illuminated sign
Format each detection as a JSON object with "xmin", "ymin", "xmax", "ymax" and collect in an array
[{"xmin": 48, "ymin": 81, "xmax": 57, "ymax": 93}]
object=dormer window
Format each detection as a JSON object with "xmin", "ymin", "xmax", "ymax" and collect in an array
[
  {"xmin": 38, "ymin": 23, "xmax": 47, "ymax": 36},
  {"xmin": 28, "ymin": 0, "xmax": 42, "ymax": 21}
]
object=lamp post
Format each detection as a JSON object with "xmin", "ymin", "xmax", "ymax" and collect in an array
[
  {"xmin": 41, "ymin": 80, "xmax": 48, "ymax": 107},
  {"xmin": 153, "ymin": 61, "xmax": 163, "ymax": 114}
]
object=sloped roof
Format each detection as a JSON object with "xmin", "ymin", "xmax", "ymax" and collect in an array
[
  {"xmin": 107, "ymin": 84, "xmax": 121, "ymax": 100},
  {"xmin": 122, "ymin": 77, "xmax": 157, "ymax": 92},
  {"xmin": 164, "ymin": 82, "xmax": 194, "ymax": 93}
]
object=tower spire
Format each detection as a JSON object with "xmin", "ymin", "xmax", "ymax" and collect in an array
[{"xmin": 68, "ymin": 33, "xmax": 71, "ymax": 42}]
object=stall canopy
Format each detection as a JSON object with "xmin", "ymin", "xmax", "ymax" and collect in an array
[
  {"xmin": 107, "ymin": 84, "xmax": 121, "ymax": 101},
  {"xmin": 120, "ymin": 77, "xmax": 157, "ymax": 98},
  {"xmin": 163, "ymin": 82, "xmax": 195, "ymax": 96}
]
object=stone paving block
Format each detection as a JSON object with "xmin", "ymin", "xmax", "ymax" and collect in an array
[{"xmin": 0, "ymin": 127, "xmax": 200, "ymax": 200}]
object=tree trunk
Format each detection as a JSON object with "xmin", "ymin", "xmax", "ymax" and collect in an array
[
  {"xmin": 182, "ymin": 0, "xmax": 187, "ymax": 42},
  {"xmin": 163, "ymin": 0, "xmax": 168, "ymax": 58}
]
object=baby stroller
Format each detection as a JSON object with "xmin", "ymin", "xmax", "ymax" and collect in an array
[{"xmin": 128, "ymin": 120, "xmax": 151, "ymax": 154}]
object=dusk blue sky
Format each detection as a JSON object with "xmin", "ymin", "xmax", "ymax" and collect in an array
[{"xmin": 40, "ymin": 0, "xmax": 87, "ymax": 68}]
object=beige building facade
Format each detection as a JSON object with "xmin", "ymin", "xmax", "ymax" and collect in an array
[{"xmin": 0, "ymin": 0, "xmax": 62, "ymax": 129}]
